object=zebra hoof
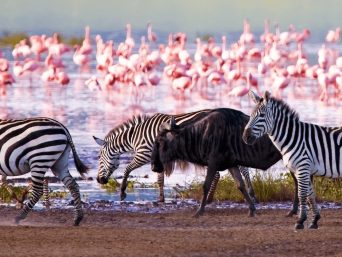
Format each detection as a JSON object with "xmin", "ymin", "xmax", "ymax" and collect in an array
[
  {"xmin": 248, "ymin": 210, "xmax": 256, "ymax": 217},
  {"xmin": 193, "ymin": 210, "xmax": 204, "ymax": 218},
  {"xmin": 14, "ymin": 216, "xmax": 23, "ymax": 225},
  {"xmin": 308, "ymin": 223, "xmax": 318, "ymax": 229},
  {"xmin": 73, "ymin": 216, "xmax": 83, "ymax": 226},
  {"xmin": 295, "ymin": 223, "xmax": 304, "ymax": 230}
]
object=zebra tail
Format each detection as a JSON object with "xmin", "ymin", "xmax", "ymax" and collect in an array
[
  {"xmin": 63, "ymin": 126, "xmax": 89, "ymax": 178},
  {"xmin": 71, "ymin": 144, "xmax": 89, "ymax": 178}
]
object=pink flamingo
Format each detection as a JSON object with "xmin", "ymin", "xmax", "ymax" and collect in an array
[
  {"xmin": 22, "ymin": 59, "xmax": 40, "ymax": 74},
  {"xmin": 48, "ymin": 33, "xmax": 71, "ymax": 56},
  {"xmin": 260, "ymin": 20, "xmax": 274, "ymax": 44},
  {"xmin": 317, "ymin": 70, "xmax": 331, "ymax": 102},
  {"xmin": 271, "ymin": 70, "xmax": 291, "ymax": 98},
  {"xmin": 0, "ymin": 58, "xmax": 9, "ymax": 72},
  {"xmin": 12, "ymin": 39, "xmax": 31, "ymax": 60},
  {"xmin": 147, "ymin": 22, "xmax": 157, "ymax": 43},
  {"xmin": 41, "ymin": 67, "xmax": 56, "ymax": 83},
  {"xmin": 85, "ymin": 76, "xmax": 102, "ymax": 91},
  {"xmin": 13, "ymin": 62, "xmax": 24, "ymax": 77},
  {"xmin": 172, "ymin": 74, "xmax": 199, "ymax": 97},
  {"xmin": 147, "ymin": 71, "xmax": 161, "ymax": 86},
  {"xmin": 326, "ymin": 27, "xmax": 341, "ymax": 43},
  {"xmin": 56, "ymin": 71, "xmax": 70, "ymax": 85},
  {"xmin": 96, "ymin": 40, "xmax": 114, "ymax": 72},
  {"xmin": 221, "ymin": 36, "xmax": 230, "ymax": 61},
  {"xmin": 125, "ymin": 23, "xmax": 135, "ymax": 49},
  {"xmin": 30, "ymin": 35, "xmax": 47, "ymax": 61},
  {"xmin": 228, "ymin": 71, "xmax": 257, "ymax": 98},
  {"xmin": 0, "ymin": 72, "xmax": 15, "ymax": 86},
  {"xmin": 79, "ymin": 26, "xmax": 92, "ymax": 55},
  {"xmin": 336, "ymin": 57, "xmax": 342, "ymax": 68},
  {"xmin": 239, "ymin": 19, "xmax": 255, "ymax": 45},
  {"xmin": 73, "ymin": 45, "xmax": 89, "ymax": 68},
  {"xmin": 207, "ymin": 70, "xmax": 223, "ymax": 86}
]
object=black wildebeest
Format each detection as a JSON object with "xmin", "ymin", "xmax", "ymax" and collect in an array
[{"xmin": 151, "ymin": 108, "xmax": 298, "ymax": 217}]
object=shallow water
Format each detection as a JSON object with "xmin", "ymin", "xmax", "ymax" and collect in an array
[{"xmin": 2, "ymin": 44, "xmax": 342, "ymax": 205}]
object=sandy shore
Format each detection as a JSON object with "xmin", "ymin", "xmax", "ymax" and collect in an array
[{"xmin": 0, "ymin": 205, "xmax": 341, "ymax": 257}]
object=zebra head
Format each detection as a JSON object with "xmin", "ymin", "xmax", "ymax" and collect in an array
[
  {"xmin": 94, "ymin": 136, "xmax": 120, "ymax": 184},
  {"xmin": 243, "ymin": 90, "xmax": 274, "ymax": 145}
]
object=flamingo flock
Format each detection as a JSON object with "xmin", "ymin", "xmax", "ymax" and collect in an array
[{"xmin": 0, "ymin": 20, "xmax": 342, "ymax": 102}]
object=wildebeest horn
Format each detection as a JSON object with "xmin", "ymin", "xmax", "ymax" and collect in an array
[{"xmin": 170, "ymin": 116, "xmax": 176, "ymax": 129}]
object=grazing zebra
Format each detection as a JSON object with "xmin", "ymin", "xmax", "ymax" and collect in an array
[
  {"xmin": 94, "ymin": 110, "xmax": 255, "ymax": 203},
  {"xmin": 0, "ymin": 117, "xmax": 87, "ymax": 225},
  {"xmin": 243, "ymin": 90, "xmax": 340, "ymax": 229}
]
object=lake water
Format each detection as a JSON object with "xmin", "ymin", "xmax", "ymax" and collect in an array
[{"xmin": 2, "ymin": 44, "xmax": 342, "ymax": 207}]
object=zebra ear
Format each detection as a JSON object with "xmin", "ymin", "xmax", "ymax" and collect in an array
[
  {"xmin": 264, "ymin": 91, "xmax": 271, "ymax": 101},
  {"xmin": 93, "ymin": 136, "xmax": 105, "ymax": 146},
  {"xmin": 248, "ymin": 90, "xmax": 261, "ymax": 104}
]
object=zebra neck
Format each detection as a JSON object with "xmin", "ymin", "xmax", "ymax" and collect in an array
[{"xmin": 269, "ymin": 111, "xmax": 302, "ymax": 156}]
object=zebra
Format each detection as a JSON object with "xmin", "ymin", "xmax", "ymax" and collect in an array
[
  {"xmin": 0, "ymin": 117, "xmax": 88, "ymax": 225},
  {"xmin": 93, "ymin": 110, "xmax": 256, "ymax": 204},
  {"xmin": 243, "ymin": 90, "xmax": 341, "ymax": 229}
]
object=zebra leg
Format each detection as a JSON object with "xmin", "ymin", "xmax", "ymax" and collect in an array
[
  {"xmin": 42, "ymin": 178, "xmax": 51, "ymax": 209},
  {"xmin": 120, "ymin": 155, "xmax": 148, "ymax": 201},
  {"xmin": 286, "ymin": 171, "xmax": 299, "ymax": 217},
  {"xmin": 51, "ymin": 146, "xmax": 83, "ymax": 226},
  {"xmin": 157, "ymin": 172, "xmax": 165, "ymax": 202},
  {"xmin": 307, "ymin": 183, "xmax": 320, "ymax": 229},
  {"xmin": 194, "ymin": 166, "xmax": 217, "ymax": 218},
  {"xmin": 239, "ymin": 166, "xmax": 258, "ymax": 204},
  {"xmin": 295, "ymin": 172, "xmax": 310, "ymax": 229},
  {"xmin": 61, "ymin": 175, "xmax": 83, "ymax": 226},
  {"xmin": 15, "ymin": 177, "xmax": 44, "ymax": 224},
  {"xmin": 206, "ymin": 172, "xmax": 220, "ymax": 204},
  {"xmin": 229, "ymin": 167, "xmax": 256, "ymax": 217}
]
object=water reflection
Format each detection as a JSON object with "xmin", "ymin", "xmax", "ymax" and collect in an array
[{"xmin": 3, "ymin": 68, "xmax": 342, "ymax": 202}]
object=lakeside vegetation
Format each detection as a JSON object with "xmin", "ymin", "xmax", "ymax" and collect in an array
[
  {"xmin": 0, "ymin": 183, "xmax": 67, "ymax": 203},
  {"xmin": 176, "ymin": 171, "xmax": 342, "ymax": 203},
  {"xmin": 0, "ymin": 31, "xmax": 83, "ymax": 48},
  {"xmin": 1, "ymin": 172, "xmax": 341, "ymax": 204}
]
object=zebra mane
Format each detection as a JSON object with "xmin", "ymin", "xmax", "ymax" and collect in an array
[
  {"xmin": 106, "ymin": 115, "xmax": 151, "ymax": 139},
  {"xmin": 270, "ymin": 96, "xmax": 299, "ymax": 121}
]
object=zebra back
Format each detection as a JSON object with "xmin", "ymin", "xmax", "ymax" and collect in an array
[
  {"xmin": 104, "ymin": 109, "xmax": 211, "ymax": 155},
  {"xmin": 0, "ymin": 117, "xmax": 87, "ymax": 177}
]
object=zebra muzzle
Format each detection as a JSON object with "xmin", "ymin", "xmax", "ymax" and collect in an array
[{"xmin": 97, "ymin": 176, "xmax": 109, "ymax": 184}]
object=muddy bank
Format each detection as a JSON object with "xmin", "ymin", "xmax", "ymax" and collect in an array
[{"xmin": 0, "ymin": 206, "xmax": 341, "ymax": 257}]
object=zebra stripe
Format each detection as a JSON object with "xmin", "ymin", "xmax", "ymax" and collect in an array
[
  {"xmin": 244, "ymin": 91, "xmax": 340, "ymax": 229},
  {"xmin": 96, "ymin": 110, "xmax": 254, "ymax": 203},
  {"xmin": 94, "ymin": 110, "xmax": 251, "ymax": 201},
  {"xmin": 0, "ymin": 117, "xmax": 87, "ymax": 226},
  {"xmin": 96, "ymin": 110, "xmax": 211, "ymax": 201}
]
